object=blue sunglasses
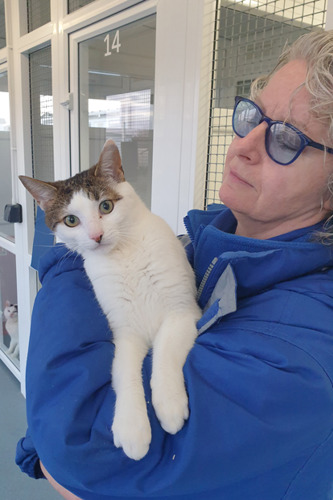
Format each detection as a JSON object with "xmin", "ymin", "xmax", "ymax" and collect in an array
[{"xmin": 232, "ymin": 96, "xmax": 333, "ymax": 166}]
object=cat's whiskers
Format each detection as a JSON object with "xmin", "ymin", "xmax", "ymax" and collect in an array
[{"xmin": 56, "ymin": 245, "xmax": 81, "ymax": 270}]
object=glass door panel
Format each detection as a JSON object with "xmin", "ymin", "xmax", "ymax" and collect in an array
[
  {"xmin": 0, "ymin": 0, "xmax": 6, "ymax": 49},
  {"xmin": 0, "ymin": 72, "xmax": 14, "ymax": 241},
  {"xmin": 68, "ymin": 0, "xmax": 95, "ymax": 14},
  {"xmin": 0, "ymin": 247, "xmax": 19, "ymax": 369},
  {"xmin": 26, "ymin": 0, "xmax": 51, "ymax": 33},
  {"xmin": 78, "ymin": 14, "xmax": 156, "ymax": 208},
  {"xmin": 29, "ymin": 46, "xmax": 54, "ymax": 182}
]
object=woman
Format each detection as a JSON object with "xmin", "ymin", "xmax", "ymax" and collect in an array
[{"xmin": 17, "ymin": 30, "xmax": 333, "ymax": 499}]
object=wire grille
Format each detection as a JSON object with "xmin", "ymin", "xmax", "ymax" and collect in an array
[
  {"xmin": 0, "ymin": 0, "xmax": 6, "ymax": 49},
  {"xmin": 29, "ymin": 46, "xmax": 54, "ymax": 182},
  {"xmin": 68, "ymin": 0, "xmax": 95, "ymax": 14},
  {"xmin": 205, "ymin": 0, "xmax": 327, "ymax": 207},
  {"xmin": 26, "ymin": 0, "xmax": 50, "ymax": 32}
]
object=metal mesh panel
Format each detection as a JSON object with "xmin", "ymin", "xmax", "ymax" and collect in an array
[
  {"xmin": 27, "ymin": 0, "xmax": 50, "ymax": 32},
  {"xmin": 205, "ymin": 0, "xmax": 327, "ymax": 207},
  {"xmin": 29, "ymin": 46, "xmax": 54, "ymax": 182},
  {"xmin": 68, "ymin": 0, "xmax": 95, "ymax": 14},
  {"xmin": 0, "ymin": 0, "xmax": 6, "ymax": 49}
]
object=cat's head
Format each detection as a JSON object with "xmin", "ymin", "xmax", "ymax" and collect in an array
[
  {"xmin": 20, "ymin": 139, "xmax": 134, "ymax": 255},
  {"xmin": 4, "ymin": 301, "xmax": 18, "ymax": 320}
]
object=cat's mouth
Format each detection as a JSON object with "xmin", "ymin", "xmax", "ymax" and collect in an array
[{"xmin": 85, "ymin": 238, "xmax": 111, "ymax": 253}]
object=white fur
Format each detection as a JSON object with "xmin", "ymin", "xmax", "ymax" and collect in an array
[
  {"xmin": 3, "ymin": 301, "xmax": 19, "ymax": 358},
  {"xmin": 56, "ymin": 182, "xmax": 201, "ymax": 460}
]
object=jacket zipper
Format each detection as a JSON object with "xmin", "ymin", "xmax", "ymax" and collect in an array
[
  {"xmin": 183, "ymin": 215, "xmax": 195, "ymax": 243},
  {"xmin": 197, "ymin": 257, "xmax": 218, "ymax": 302}
]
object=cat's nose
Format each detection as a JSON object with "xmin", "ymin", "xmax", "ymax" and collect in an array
[{"xmin": 91, "ymin": 233, "xmax": 103, "ymax": 243}]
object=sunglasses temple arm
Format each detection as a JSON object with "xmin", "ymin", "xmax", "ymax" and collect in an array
[{"xmin": 308, "ymin": 140, "xmax": 333, "ymax": 155}]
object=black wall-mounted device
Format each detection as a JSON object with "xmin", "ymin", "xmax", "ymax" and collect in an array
[{"xmin": 4, "ymin": 204, "xmax": 23, "ymax": 223}]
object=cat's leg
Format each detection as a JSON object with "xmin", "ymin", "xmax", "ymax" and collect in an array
[
  {"xmin": 111, "ymin": 334, "xmax": 151, "ymax": 460},
  {"xmin": 6, "ymin": 338, "xmax": 14, "ymax": 355},
  {"xmin": 12, "ymin": 342, "xmax": 19, "ymax": 358},
  {"xmin": 151, "ymin": 313, "xmax": 198, "ymax": 434}
]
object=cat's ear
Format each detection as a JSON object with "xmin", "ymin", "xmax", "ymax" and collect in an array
[
  {"xmin": 96, "ymin": 139, "xmax": 125, "ymax": 183},
  {"xmin": 19, "ymin": 176, "xmax": 58, "ymax": 211},
  {"xmin": 5, "ymin": 300, "xmax": 10, "ymax": 307}
]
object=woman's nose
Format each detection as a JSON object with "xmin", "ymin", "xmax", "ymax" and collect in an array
[{"xmin": 234, "ymin": 122, "xmax": 267, "ymax": 163}]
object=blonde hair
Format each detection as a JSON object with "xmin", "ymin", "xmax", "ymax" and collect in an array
[
  {"xmin": 251, "ymin": 29, "xmax": 333, "ymax": 244},
  {"xmin": 251, "ymin": 29, "xmax": 333, "ymax": 136}
]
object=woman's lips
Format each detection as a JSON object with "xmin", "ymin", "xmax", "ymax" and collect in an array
[{"xmin": 229, "ymin": 169, "xmax": 253, "ymax": 187}]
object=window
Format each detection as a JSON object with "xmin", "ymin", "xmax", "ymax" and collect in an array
[
  {"xmin": 78, "ymin": 15, "xmax": 156, "ymax": 208},
  {"xmin": 0, "ymin": 72, "xmax": 13, "ymax": 241},
  {"xmin": 68, "ymin": 0, "xmax": 95, "ymax": 14},
  {"xmin": 26, "ymin": 0, "xmax": 50, "ymax": 32},
  {"xmin": 0, "ymin": 249, "xmax": 19, "ymax": 369}
]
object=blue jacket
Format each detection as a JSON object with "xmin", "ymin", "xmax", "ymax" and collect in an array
[{"xmin": 17, "ymin": 206, "xmax": 333, "ymax": 499}]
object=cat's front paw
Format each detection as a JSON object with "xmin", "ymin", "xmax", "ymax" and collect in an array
[
  {"xmin": 112, "ymin": 409, "xmax": 152, "ymax": 460},
  {"xmin": 152, "ymin": 382, "xmax": 189, "ymax": 435}
]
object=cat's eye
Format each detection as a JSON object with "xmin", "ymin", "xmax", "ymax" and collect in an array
[
  {"xmin": 64, "ymin": 215, "xmax": 80, "ymax": 227},
  {"xmin": 99, "ymin": 200, "xmax": 114, "ymax": 214}
]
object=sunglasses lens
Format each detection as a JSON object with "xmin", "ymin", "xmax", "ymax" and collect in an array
[
  {"xmin": 233, "ymin": 99, "xmax": 261, "ymax": 137},
  {"xmin": 233, "ymin": 98, "xmax": 305, "ymax": 165},
  {"xmin": 267, "ymin": 123, "xmax": 303, "ymax": 165}
]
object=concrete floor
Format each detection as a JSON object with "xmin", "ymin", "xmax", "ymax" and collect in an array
[{"xmin": 0, "ymin": 361, "xmax": 62, "ymax": 500}]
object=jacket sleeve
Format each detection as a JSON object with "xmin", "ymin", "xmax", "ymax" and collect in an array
[
  {"xmin": 16, "ymin": 431, "xmax": 45, "ymax": 479},
  {"xmin": 21, "ymin": 257, "xmax": 333, "ymax": 499}
]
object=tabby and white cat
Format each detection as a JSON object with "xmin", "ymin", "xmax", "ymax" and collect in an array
[
  {"xmin": 20, "ymin": 139, "xmax": 201, "ymax": 460},
  {"xmin": 3, "ymin": 300, "xmax": 19, "ymax": 358}
]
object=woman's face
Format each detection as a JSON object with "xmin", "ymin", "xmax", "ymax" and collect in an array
[{"xmin": 219, "ymin": 59, "xmax": 333, "ymax": 239}]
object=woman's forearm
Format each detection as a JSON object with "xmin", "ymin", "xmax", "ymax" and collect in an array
[{"xmin": 40, "ymin": 462, "xmax": 82, "ymax": 500}]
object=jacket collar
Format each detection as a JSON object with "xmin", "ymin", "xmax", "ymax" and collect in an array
[{"xmin": 184, "ymin": 206, "xmax": 333, "ymax": 308}]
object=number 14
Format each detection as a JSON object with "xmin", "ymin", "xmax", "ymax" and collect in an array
[{"xmin": 104, "ymin": 30, "xmax": 121, "ymax": 57}]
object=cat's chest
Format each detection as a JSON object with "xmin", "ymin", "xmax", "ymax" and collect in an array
[
  {"xmin": 87, "ymin": 247, "xmax": 156, "ymax": 281},
  {"xmin": 84, "ymin": 249, "xmax": 165, "ymax": 335},
  {"xmin": 6, "ymin": 318, "xmax": 18, "ymax": 336},
  {"xmin": 84, "ymin": 247, "xmax": 164, "ymax": 306}
]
